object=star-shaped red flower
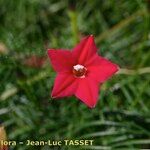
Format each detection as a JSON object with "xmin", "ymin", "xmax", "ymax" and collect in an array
[{"xmin": 48, "ymin": 35, "xmax": 119, "ymax": 108}]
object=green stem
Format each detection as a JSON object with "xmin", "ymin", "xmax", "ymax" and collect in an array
[
  {"xmin": 118, "ymin": 67, "xmax": 150, "ymax": 75},
  {"xmin": 68, "ymin": 10, "xmax": 79, "ymax": 44}
]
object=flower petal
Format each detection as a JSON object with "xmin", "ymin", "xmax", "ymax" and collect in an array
[
  {"xmin": 51, "ymin": 73, "xmax": 77, "ymax": 98},
  {"xmin": 75, "ymin": 77, "xmax": 99, "ymax": 108},
  {"xmin": 87, "ymin": 55, "xmax": 119, "ymax": 83},
  {"xmin": 72, "ymin": 35, "xmax": 97, "ymax": 64},
  {"xmin": 48, "ymin": 49, "xmax": 76, "ymax": 73}
]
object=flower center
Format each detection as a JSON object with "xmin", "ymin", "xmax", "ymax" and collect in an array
[{"xmin": 72, "ymin": 64, "xmax": 87, "ymax": 78}]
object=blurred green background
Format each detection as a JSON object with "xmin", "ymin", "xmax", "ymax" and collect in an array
[{"xmin": 0, "ymin": 0, "xmax": 150, "ymax": 149}]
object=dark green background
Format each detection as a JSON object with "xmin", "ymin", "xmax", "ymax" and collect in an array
[{"xmin": 0, "ymin": 0, "xmax": 150, "ymax": 149}]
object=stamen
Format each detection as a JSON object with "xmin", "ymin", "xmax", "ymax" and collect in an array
[{"xmin": 73, "ymin": 64, "xmax": 87, "ymax": 78}]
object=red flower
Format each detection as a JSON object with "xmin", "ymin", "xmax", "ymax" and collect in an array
[{"xmin": 48, "ymin": 35, "xmax": 119, "ymax": 108}]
